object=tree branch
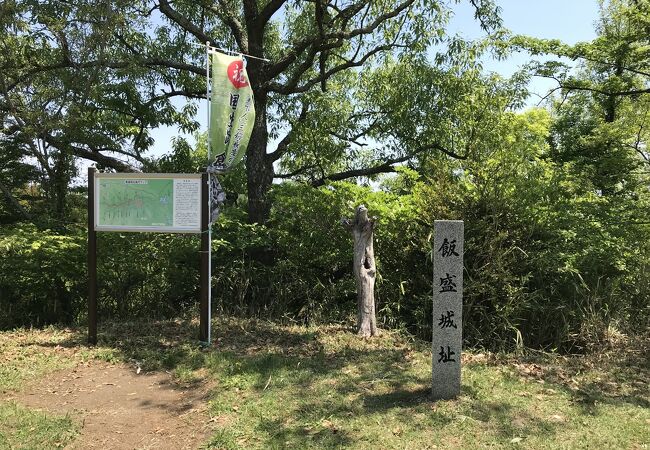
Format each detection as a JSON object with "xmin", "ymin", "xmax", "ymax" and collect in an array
[
  {"xmin": 70, "ymin": 146, "xmax": 140, "ymax": 172},
  {"xmin": 8, "ymin": 57, "xmax": 204, "ymax": 92},
  {"xmin": 274, "ymin": 164, "xmax": 318, "ymax": 179},
  {"xmin": 309, "ymin": 142, "xmax": 455, "ymax": 187},
  {"xmin": 267, "ymin": 102, "xmax": 309, "ymax": 162},
  {"xmin": 535, "ymin": 74, "xmax": 650, "ymax": 98},
  {"xmin": 267, "ymin": 43, "xmax": 398, "ymax": 94},
  {"xmin": 158, "ymin": 0, "xmax": 213, "ymax": 44},
  {"xmin": 209, "ymin": 0, "xmax": 248, "ymax": 52},
  {"xmin": 144, "ymin": 89, "xmax": 205, "ymax": 107},
  {"xmin": 257, "ymin": 0, "xmax": 286, "ymax": 28},
  {"xmin": 564, "ymin": 85, "xmax": 650, "ymax": 97},
  {"xmin": 310, "ymin": 162, "xmax": 397, "ymax": 186},
  {"xmin": 264, "ymin": 0, "xmax": 415, "ymax": 83},
  {"xmin": 44, "ymin": 136, "xmax": 140, "ymax": 172}
]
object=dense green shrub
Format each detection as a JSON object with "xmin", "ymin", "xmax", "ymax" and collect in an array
[
  {"xmin": 0, "ymin": 225, "xmax": 85, "ymax": 328},
  {"xmin": 410, "ymin": 110, "xmax": 650, "ymax": 351},
  {"xmin": 96, "ymin": 232, "xmax": 200, "ymax": 320},
  {"xmin": 3, "ymin": 155, "xmax": 647, "ymax": 352},
  {"xmin": 0, "ymin": 225, "xmax": 200, "ymax": 329},
  {"xmin": 209, "ymin": 181, "xmax": 425, "ymax": 324}
]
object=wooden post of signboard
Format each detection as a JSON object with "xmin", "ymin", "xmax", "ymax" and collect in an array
[
  {"xmin": 199, "ymin": 173, "xmax": 209, "ymax": 343},
  {"xmin": 88, "ymin": 167, "xmax": 98, "ymax": 345}
]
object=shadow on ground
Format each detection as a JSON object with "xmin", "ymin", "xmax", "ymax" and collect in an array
[{"xmin": 16, "ymin": 318, "xmax": 650, "ymax": 449}]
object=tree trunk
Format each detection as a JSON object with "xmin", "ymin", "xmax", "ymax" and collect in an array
[
  {"xmin": 345, "ymin": 205, "xmax": 378, "ymax": 337},
  {"xmin": 0, "ymin": 178, "xmax": 31, "ymax": 220},
  {"xmin": 246, "ymin": 88, "xmax": 274, "ymax": 224},
  {"xmin": 51, "ymin": 150, "xmax": 74, "ymax": 224},
  {"xmin": 604, "ymin": 60, "xmax": 624, "ymax": 124}
]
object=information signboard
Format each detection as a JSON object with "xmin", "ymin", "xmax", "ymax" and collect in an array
[{"xmin": 94, "ymin": 173, "xmax": 202, "ymax": 233}]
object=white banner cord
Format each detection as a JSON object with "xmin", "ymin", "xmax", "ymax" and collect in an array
[{"xmin": 189, "ymin": 40, "xmax": 270, "ymax": 62}]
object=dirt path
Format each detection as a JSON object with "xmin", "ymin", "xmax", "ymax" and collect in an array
[{"xmin": 5, "ymin": 363, "xmax": 213, "ymax": 449}]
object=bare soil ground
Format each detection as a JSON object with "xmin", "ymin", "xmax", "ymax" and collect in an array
[{"xmin": 4, "ymin": 362, "xmax": 212, "ymax": 449}]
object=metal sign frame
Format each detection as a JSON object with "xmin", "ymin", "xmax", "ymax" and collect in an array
[{"xmin": 94, "ymin": 172, "xmax": 203, "ymax": 234}]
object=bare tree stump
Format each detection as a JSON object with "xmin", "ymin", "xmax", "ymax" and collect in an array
[{"xmin": 343, "ymin": 205, "xmax": 378, "ymax": 337}]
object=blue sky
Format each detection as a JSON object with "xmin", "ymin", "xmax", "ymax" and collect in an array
[
  {"xmin": 148, "ymin": 0, "xmax": 600, "ymax": 158},
  {"xmin": 450, "ymin": 0, "xmax": 598, "ymax": 44},
  {"xmin": 447, "ymin": 0, "xmax": 599, "ymax": 100}
]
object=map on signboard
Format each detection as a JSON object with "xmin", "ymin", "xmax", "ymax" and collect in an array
[
  {"xmin": 95, "ymin": 175, "xmax": 201, "ymax": 232},
  {"xmin": 98, "ymin": 178, "xmax": 174, "ymax": 227}
]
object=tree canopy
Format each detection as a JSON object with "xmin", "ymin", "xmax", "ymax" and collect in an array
[{"xmin": 2, "ymin": 0, "xmax": 503, "ymax": 223}]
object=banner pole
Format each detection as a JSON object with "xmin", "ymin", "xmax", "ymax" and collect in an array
[
  {"xmin": 206, "ymin": 41, "xmax": 212, "ymax": 345},
  {"xmin": 88, "ymin": 167, "xmax": 98, "ymax": 345},
  {"xmin": 200, "ymin": 172, "xmax": 209, "ymax": 342}
]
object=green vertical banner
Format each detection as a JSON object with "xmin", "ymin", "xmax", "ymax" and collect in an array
[{"xmin": 209, "ymin": 51, "xmax": 255, "ymax": 171}]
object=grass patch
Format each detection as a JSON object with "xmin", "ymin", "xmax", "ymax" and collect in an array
[
  {"xmin": 0, "ymin": 318, "xmax": 648, "ymax": 449},
  {"xmin": 0, "ymin": 327, "xmax": 84, "ymax": 391},
  {"xmin": 0, "ymin": 402, "xmax": 77, "ymax": 449},
  {"xmin": 196, "ymin": 324, "xmax": 650, "ymax": 449}
]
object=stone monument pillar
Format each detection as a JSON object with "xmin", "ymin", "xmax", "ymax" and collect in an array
[{"xmin": 432, "ymin": 220, "xmax": 463, "ymax": 399}]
